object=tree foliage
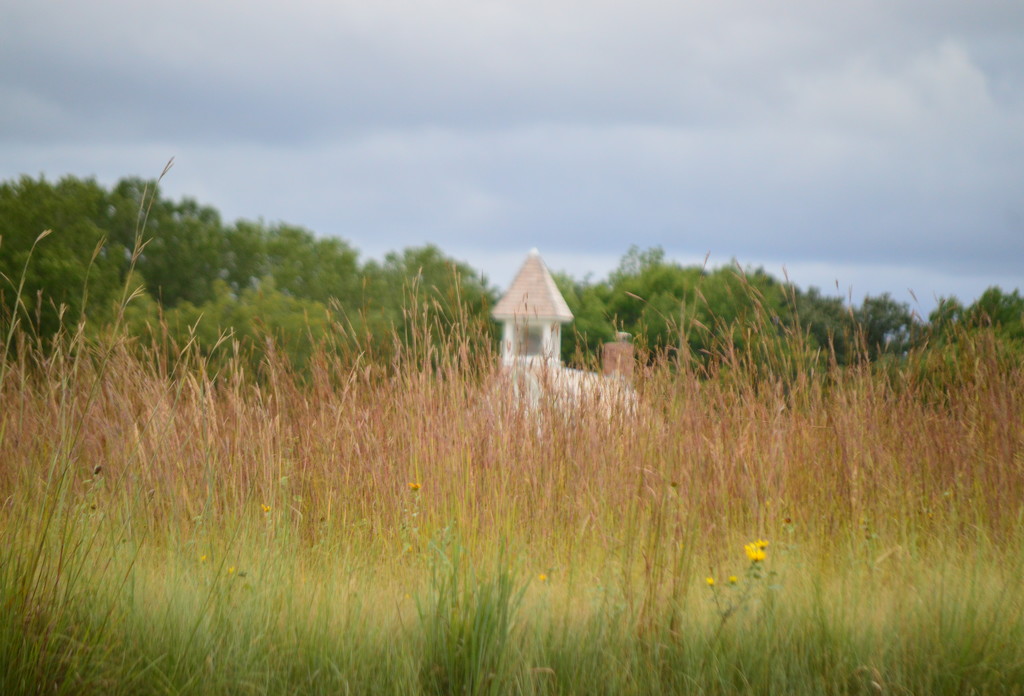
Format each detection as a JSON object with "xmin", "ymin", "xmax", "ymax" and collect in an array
[
  {"xmin": 0, "ymin": 176, "xmax": 125, "ymax": 337},
  {"xmin": 1, "ymin": 174, "xmax": 1019, "ymax": 375},
  {"xmin": 1, "ymin": 175, "xmax": 496, "ymax": 370},
  {"xmin": 547, "ymin": 245, "xmax": 945, "ymax": 371}
]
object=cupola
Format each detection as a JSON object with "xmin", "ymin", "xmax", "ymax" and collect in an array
[{"xmin": 492, "ymin": 249, "xmax": 573, "ymax": 368}]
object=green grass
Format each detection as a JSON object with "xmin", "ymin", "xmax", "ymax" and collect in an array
[{"xmin": 1, "ymin": 312, "xmax": 1023, "ymax": 694}]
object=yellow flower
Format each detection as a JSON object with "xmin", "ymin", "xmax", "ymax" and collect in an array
[
  {"xmin": 728, "ymin": 575, "xmax": 738, "ymax": 584},
  {"xmin": 408, "ymin": 482, "xmax": 421, "ymax": 491},
  {"xmin": 744, "ymin": 543, "xmax": 766, "ymax": 562},
  {"xmin": 228, "ymin": 566, "xmax": 236, "ymax": 575},
  {"xmin": 199, "ymin": 554, "xmax": 208, "ymax": 563},
  {"xmin": 755, "ymin": 539, "xmax": 769, "ymax": 550},
  {"xmin": 261, "ymin": 504, "xmax": 271, "ymax": 513},
  {"xmin": 538, "ymin": 573, "xmax": 548, "ymax": 582},
  {"xmin": 706, "ymin": 576, "xmax": 715, "ymax": 587}
]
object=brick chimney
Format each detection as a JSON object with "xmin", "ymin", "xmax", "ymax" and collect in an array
[{"xmin": 602, "ymin": 332, "xmax": 634, "ymax": 379}]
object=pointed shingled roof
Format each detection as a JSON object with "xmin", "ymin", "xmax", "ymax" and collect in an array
[{"xmin": 492, "ymin": 249, "xmax": 574, "ymax": 322}]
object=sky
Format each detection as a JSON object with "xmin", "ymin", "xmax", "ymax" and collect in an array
[{"xmin": 2, "ymin": 0, "xmax": 1022, "ymax": 314}]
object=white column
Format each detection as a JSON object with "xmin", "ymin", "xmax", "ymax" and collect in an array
[{"xmin": 501, "ymin": 320, "xmax": 514, "ymax": 366}]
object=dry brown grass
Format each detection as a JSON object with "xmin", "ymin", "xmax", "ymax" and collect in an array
[
  {"xmin": 2, "ymin": 320, "xmax": 1020, "ymax": 565},
  {"xmin": 1, "ymin": 319, "xmax": 1022, "ymax": 694}
]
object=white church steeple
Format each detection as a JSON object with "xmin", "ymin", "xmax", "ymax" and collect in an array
[{"xmin": 491, "ymin": 249, "xmax": 573, "ymax": 368}]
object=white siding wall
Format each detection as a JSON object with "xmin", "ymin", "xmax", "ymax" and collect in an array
[{"xmin": 501, "ymin": 318, "xmax": 562, "ymax": 368}]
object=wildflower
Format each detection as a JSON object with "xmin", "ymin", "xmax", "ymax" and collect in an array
[
  {"xmin": 408, "ymin": 482, "xmax": 421, "ymax": 491},
  {"xmin": 744, "ymin": 543, "xmax": 766, "ymax": 562},
  {"xmin": 228, "ymin": 566, "xmax": 236, "ymax": 575},
  {"xmin": 755, "ymin": 539, "xmax": 769, "ymax": 550},
  {"xmin": 706, "ymin": 576, "xmax": 715, "ymax": 587},
  {"xmin": 538, "ymin": 573, "xmax": 548, "ymax": 582},
  {"xmin": 261, "ymin": 504, "xmax": 271, "ymax": 513},
  {"xmin": 199, "ymin": 554, "xmax": 208, "ymax": 563},
  {"xmin": 728, "ymin": 575, "xmax": 738, "ymax": 584}
]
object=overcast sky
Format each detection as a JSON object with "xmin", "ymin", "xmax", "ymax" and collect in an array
[{"xmin": 2, "ymin": 0, "xmax": 1022, "ymax": 312}]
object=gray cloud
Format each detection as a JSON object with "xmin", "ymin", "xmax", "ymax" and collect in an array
[{"xmin": 2, "ymin": 0, "xmax": 1022, "ymax": 309}]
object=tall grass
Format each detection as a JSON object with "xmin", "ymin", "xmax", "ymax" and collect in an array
[{"xmin": 1, "ymin": 283, "xmax": 1023, "ymax": 694}]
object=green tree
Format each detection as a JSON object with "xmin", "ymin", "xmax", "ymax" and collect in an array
[
  {"xmin": 556, "ymin": 247, "xmax": 802, "ymax": 368},
  {"xmin": 262, "ymin": 223, "xmax": 360, "ymax": 305},
  {"xmin": 965, "ymin": 287, "xmax": 1024, "ymax": 341},
  {"xmin": 603, "ymin": 247, "xmax": 704, "ymax": 355},
  {"xmin": 0, "ymin": 175, "xmax": 124, "ymax": 338},
  {"xmin": 792, "ymin": 286, "xmax": 853, "ymax": 364},
  {"xmin": 220, "ymin": 220, "xmax": 269, "ymax": 295},
  {"xmin": 853, "ymin": 293, "xmax": 917, "ymax": 361},
  {"xmin": 156, "ymin": 278, "xmax": 333, "ymax": 375},
  {"xmin": 134, "ymin": 195, "xmax": 225, "ymax": 307},
  {"xmin": 552, "ymin": 272, "xmax": 615, "ymax": 366},
  {"xmin": 926, "ymin": 288, "xmax": 1024, "ymax": 361},
  {"xmin": 360, "ymin": 245, "xmax": 497, "ymax": 363}
]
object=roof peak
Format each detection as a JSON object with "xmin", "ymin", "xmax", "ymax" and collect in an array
[{"xmin": 492, "ymin": 250, "xmax": 573, "ymax": 322}]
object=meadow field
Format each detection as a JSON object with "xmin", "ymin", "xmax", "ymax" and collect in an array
[{"xmin": 1, "ymin": 308, "xmax": 1023, "ymax": 695}]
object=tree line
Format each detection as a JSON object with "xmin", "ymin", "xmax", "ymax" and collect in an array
[{"xmin": 2, "ymin": 173, "xmax": 1021, "ymax": 374}]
